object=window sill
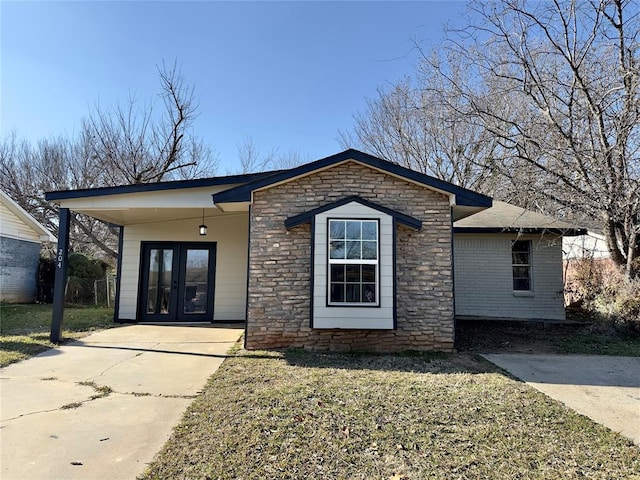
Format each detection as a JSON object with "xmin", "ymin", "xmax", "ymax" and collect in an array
[
  {"xmin": 327, "ymin": 303, "xmax": 380, "ymax": 308},
  {"xmin": 513, "ymin": 291, "xmax": 534, "ymax": 297}
]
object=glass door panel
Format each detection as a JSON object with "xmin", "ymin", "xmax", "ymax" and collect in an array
[
  {"xmin": 146, "ymin": 248, "xmax": 174, "ymax": 315},
  {"xmin": 183, "ymin": 249, "xmax": 209, "ymax": 315},
  {"xmin": 147, "ymin": 248, "xmax": 173, "ymax": 315}
]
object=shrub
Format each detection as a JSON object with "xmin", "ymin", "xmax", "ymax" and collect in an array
[
  {"xmin": 65, "ymin": 254, "xmax": 110, "ymax": 305},
  {"xmin": 68, "ymin": 253, "xmax": 108, "ymax": 280},
  {"xmin": 566, "ymin": 258, "xmax": 640, "ymax": 336}
]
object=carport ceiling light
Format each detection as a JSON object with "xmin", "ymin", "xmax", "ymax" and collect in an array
[{"xmin": 199, "ymin": 209, "xmax": 207, "ymax": 236}]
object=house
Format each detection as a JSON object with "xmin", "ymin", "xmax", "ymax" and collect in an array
[
  {"xmin": 562, "ymin": 231, "xmax": 611, "ymax": 306},
  {"xmin": 45, "ymin": 150, "xmax": 584, "ymax": 350},
  {"xmin": 1, "ymin": 190, "xmax": 57, "ymax": 303},
  {"xmin": 454, "ymin": 201, "xmax": 584, "ymax": 321}
]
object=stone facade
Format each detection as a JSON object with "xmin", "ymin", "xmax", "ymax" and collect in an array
[{"xmin": 246, "ymin": 161, "xmax": 455, "ymax": 352}]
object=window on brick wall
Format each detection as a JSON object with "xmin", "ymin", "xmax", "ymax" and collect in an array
[
  {"xmin": 512, "ymin": 240, "xmax": 532, "ymax": 291},
  {"xmin": 328, "ymin": 219, "xmax": 379, "ymax": 306}
]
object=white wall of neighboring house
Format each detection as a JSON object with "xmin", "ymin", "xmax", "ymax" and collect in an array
[
  {"xmin": 453, "ymin": 233, "xmax": 566, "ymax": 320},
  {"xmin": 118, "ymin": 212, "xmax": 249, "ymax": 321},
  {"xmin": 563, "ymin": 232, "xmax": 610, "ymax": 260},
  {"xmin": 1, "ymin": 192, "xmax": 56, "ymax": 303}
]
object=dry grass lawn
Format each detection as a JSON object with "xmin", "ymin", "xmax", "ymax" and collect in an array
[
  {"xmin": 141, "ymin": 350, "xmax": 640, "ymax": 480},
  {"xmin": 0, "ymin": 304, "xmax": 115, "ymax": 366}
]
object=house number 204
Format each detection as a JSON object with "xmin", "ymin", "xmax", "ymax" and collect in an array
[{"xmin": 57, "ymin": 248, "xmax": 64, "ymax": 269}]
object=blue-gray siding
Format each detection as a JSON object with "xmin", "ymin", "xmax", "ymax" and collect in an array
[
  {"xmin": 0, "ymin": 236, "xmax": 40, "ymax": 303},
  {"xmin": 453, "ymin": 234, "xmax": 566, "ymax": 320}
]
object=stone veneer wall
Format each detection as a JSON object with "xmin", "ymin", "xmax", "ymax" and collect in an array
[{"xmin": 246, "ymin": 161, "xmax": 454, "ymax": 351}]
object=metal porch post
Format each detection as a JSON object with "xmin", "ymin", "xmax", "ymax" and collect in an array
[{"xmin": 50, "ymin": 208, "xmax": 70, "ymax": 343}]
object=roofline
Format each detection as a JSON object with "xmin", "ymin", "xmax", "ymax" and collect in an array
[
  {"xmin": 1, "ymin": 190, "xmax": 57, "ymax": 242},
  {"xmin": 454, "ymin": 227, "xmax": 587, "ymax": 236},
  {"xmin": 45, "ymin": 170, "xmax": 283, "ymax": 201},
  {"xmin": 285, "ymin": 196, "xmax": 422, "ymax": 230},
  {"xmin": 213, "ymin": 149, "xmax": 492, "ymax": 208}
]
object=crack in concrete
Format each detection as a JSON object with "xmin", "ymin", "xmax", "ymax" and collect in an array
[
  {"xmin": 1, "ymin": 378, "xmax": 197, "ymax": 423},
  {"xmin": 2, "ymin": 406, "xmax": 65, "ymax": 422},
  {"xmin": 90, "ymin": 343, "xmax": 160, "ymax": 379}
]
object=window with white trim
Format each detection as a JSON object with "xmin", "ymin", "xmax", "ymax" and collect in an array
[
  {"xmin": 512, "ymin": 240, "xmax": 532, "ymax": 291},
  {"xmin": 328, "ymin": 219, "xmax": 378, "ymax": 305}
]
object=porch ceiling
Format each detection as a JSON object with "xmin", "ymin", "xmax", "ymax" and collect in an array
[{"xmin": 71, "ymin": 206, "xmax": 243, "ymax": 226}]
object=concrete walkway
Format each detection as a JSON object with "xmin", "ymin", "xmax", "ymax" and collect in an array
[
  {"xmin": 482, "ymin": 354, "xmax": 640, "ymax": 446},
  {"xmin": 1, "ymin": 324, "xmax": 243, "ymax": 480}
]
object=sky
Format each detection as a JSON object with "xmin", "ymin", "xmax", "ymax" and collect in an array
[{"xmin": 1, "ymin": 1, "xmax": 468, "ymax": 174}]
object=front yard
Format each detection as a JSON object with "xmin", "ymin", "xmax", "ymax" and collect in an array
[
  {"xmin": 0, "ymin": 304, "xmax": 115, "ymax": 367},
  {"xmin": 2, "ymin": 305, "xmax": 638, "ymax": 478},
  {"xmin": 141, "ymin": 349, "xmax": 639, "ymax": 480}
]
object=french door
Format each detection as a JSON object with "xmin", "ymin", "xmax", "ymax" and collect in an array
[{"xmin": 139, "ymin": 242, "xmax": 216, "ymax": 322}]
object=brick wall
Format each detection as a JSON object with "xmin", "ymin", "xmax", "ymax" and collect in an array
[
  {"xmin": 0, "ymin": 236, "xmax": 41, "ymax": 303},
  {"xmin": 246, "ymin": 161, "xmax": 455, "ymax": 351}
]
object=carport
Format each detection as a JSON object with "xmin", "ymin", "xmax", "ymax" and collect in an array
[{"xmin": 45, "ymin": 173, "xmax": 267, "ymax": 341}]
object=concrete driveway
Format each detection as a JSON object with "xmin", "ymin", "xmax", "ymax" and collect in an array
[
  {"xmin": 0, "ymin": 324, "xmax": 243, "ymax": 480},
  {"xmin": 482, "ymin": 354, "xmax": 640, "ymax": 446}
]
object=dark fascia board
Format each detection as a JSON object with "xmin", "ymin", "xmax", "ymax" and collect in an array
[
  {"xmin": 213, "ymin": 149, "xmax": 492, "ymax": 208},
  {"xmin": 454, "ymin": 227, "xmax": 588, "ymax": 236},
  {"xmin": 45, "ymin": 170, "xmax": 283, "ymax": 201},
  {"xmin": 285, "ymin": 195, "xmax": 422, "ymax": 231}
]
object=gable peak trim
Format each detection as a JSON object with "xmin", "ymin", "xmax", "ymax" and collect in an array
[{"xmin": 284, "ymin": 195, "xmax": 422, "ymax": 231}]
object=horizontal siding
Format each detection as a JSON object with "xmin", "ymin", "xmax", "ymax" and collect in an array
[
  {"xmin": 313, "ymin": 202, "xmax": 394, "ymax": 329},
  {"xmin": 0, "ymin": 204, "xmax": 41, "ymax": 242},
  {"xmin": 118, "ymin": 213, "xmax": 249, "ymax": 321},
  {"xmin": 453, "ymin": 234, "xmax": 565, "ymax": 320}
]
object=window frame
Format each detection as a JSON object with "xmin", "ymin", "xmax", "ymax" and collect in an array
[
  {"xmin": 326, "ymin": 218, "xmax": 380, "ymax": 307},
  {"xmin": 511, "ymin": 239, "xmax": 533, "ymax": 292}
]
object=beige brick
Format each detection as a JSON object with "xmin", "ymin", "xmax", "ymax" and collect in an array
[{"xmin": 245, "ymin": 161, "xmax": 454, "ymax": 352}]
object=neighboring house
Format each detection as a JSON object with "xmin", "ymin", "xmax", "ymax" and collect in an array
[
  {"xmin": 453, "ymin": 201, "xmax": 584, "ymax": 321},
  {"xmin": 563, "ymin": 231, "xmax": 610, "ymax": 260},
  {"xmin": 1, "ymin": 190, "xmax": 57, "ymax": 303},
  {"xmin": 46, "ymin": 150, "xmax": 583, "ymax": 351},
  {"xmin": 562, "ymin": 231, "xmax": 611, "ymax": 307}
]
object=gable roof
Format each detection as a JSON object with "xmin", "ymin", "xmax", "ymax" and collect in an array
[
  {"xmin": 453, "ymin": 201, "xmax": 586, "ymax": 236},
  {"xmin": 212, "ymin": 149, "xmax": 492, "ymax": 209},
  {"xmin": 1, "ymin": 190, "xmax": 57, "ymax": 242},
  {"xmin": 284, "ymin": 196, "xmax": 423, "ymax": 230}
]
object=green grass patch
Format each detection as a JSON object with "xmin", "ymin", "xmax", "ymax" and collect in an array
[
  {"xmin": 141, "ymin": 350, "xmax": 639, "ymax": 480},
  {"xmin": 0, "ymin": 304, "xmax": 116, "ymax": 367}
]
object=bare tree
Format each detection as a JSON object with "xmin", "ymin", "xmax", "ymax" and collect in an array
[
  {"xmin": 339, "ymin": 59, "xmax": 505, "ymax": 195},
  {"xmin": 235, "ymin": 136, "xmax": 306, "ymax": 173},
  {"xmin": 84, "ymin": 61, "xmax": 218, "ymax": 184},
  {"xmin": 442, "ymin": 0, "xmax": 640, "ymax": 277},
  {"xmin": 1, "ymin": 62, "xmax": 219, "ymax": 260},
  {"xmin": 343, "ymin": 0, "xmax": 639, "ymax": 277},
  {"xmin": 0, "ymin": 133, "xmax": 118, "ymax": 258},
  {"xmin": 236, "ymin": 136, "xmax": 275, "ymax": 174}
]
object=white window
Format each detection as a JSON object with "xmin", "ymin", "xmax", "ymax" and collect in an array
[{"xmin": 328, "ymin": 219, "xmax": 379, "ymax": 305}]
